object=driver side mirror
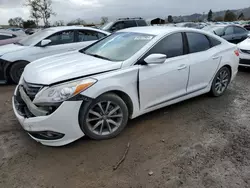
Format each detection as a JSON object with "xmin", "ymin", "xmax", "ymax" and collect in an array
[
  {"xmin": 144, "ymin": 54, "xmax": 167, "ymax": 64},
  {"xmin": 41, "ymin": 39, "xmax": 51, "ymax": 47}
]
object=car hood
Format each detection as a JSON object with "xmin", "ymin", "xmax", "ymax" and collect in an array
[
  {"xmin": 0, "ymin": 43, "xmax": 27, "ymax": 56},
  {"xmin": 238, "ymin": 38, "xmax": 250, "ymax": 50},
  {"xmin": 23, "ymin": 51, "xmax": 122, "ymax": 85}
]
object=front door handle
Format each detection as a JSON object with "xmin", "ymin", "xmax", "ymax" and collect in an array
[
  {"xmin": 212, "ymin": 56, "xmax": 220, "ymax": 60},
  {"xmin": 177, "ymin": 64, "xmax": 187, "ymax": 70}
]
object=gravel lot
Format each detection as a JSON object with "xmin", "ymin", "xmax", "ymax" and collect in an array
[{"xmin": 1, "ymin": 69, "xmax": 250, "ymax": 188}]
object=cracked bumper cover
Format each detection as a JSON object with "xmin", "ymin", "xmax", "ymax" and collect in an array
[{"xmin": 12, "ymin": 85, "xmax": 85, "ymax": 146}]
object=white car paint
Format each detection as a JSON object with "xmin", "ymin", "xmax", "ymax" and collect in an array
[
  {"xmin": 238, "ymin": 37, "xmax": 250, "ymax": 66},
  {"xmin": 13, "ymin": 26, "xmax": 239, "ymax": 146},
  {"xmin": 0, "ymin": 26, "xmax": 110, "ymax": 82}
]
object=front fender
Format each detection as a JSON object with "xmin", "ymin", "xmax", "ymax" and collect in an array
[{"xmin": 80, "ymin": 66, "xmax": 140, "ymax": 118}]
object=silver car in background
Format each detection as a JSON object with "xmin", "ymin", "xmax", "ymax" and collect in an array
[{"xmin": 0, "ymin": 30, "xmax": 26, "ymax": 46}]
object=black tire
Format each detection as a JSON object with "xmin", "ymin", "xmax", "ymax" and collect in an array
[
  {"xmin": 79, "ymin": 93, "xmax": 129, "ymax": 140},
  {"xmin": 10, "ymin": 61, "xmax": 29, "ymax": 84},
  {"xmin": 210, "ymin": 66, "xmax": 231, "ymax": 97}
]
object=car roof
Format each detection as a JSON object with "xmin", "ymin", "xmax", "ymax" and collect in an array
[
  {"xmin": 46, "ymin": 26, "xmax": 110, "ymax": 34},
  {"xmin": 117, "ymin": 26, "xmax": 206, "ymax": 35}
]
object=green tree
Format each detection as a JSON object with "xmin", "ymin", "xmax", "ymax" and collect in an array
[
  {"xmin": 238, "ymin": 12, "xmax": 245, "ymax": 20},
  {"xmin": 23, "ymin": 20, "xmax": 36, "ymax": 28},
  {"xmin": 8, "ymin": 17, "xmax": 24, "ymax": 27},
  {"xmin": 167, "ymin": 15, "xmax": 173, "ymax": 23},
  {"xmin": 224, "ymin": 10, "xmax": 237, "ymax": 21},
  {"xmin": 207, "ymin": 9, "xmax": 213, "ymax": 21}
]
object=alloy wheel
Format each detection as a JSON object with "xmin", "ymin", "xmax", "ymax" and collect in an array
[
  {"xmin": 214, "ymin": 69, "xmax": 230, "ymax": 94},
  {"xmin": 86, "ymin": 101, "xmax": 123, "ymax": 136}
]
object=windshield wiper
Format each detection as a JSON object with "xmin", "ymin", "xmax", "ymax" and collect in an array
[{"xmin": 85, "ymin": 53, "xmax": 112, "ymax": 61}]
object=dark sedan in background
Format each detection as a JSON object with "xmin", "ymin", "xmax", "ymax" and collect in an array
[{"xmin": 203, "ymin": 25, "xmax": 248, "ymax": 44}]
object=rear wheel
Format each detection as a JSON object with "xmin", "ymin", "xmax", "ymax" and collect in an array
[
  {"xmin": 79, "ymin": 93, "xmax": 129, "ymax": 140},
  {"xmin": 210, "ymin": 66, "xmax": 231, "ymax": 97},
  {"xmin": 10, "ymin": 61, "xmax": 29, "ymax": 84}
]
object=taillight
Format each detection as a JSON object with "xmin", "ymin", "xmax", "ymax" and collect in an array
[{"xmin": 234, "ymin": 49, "xmax": 239, "ymax": 56}]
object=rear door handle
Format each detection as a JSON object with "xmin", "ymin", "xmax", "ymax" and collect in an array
[{"xmin": 177, "ymin": 64, "xmax": 187, "ymax": 70}]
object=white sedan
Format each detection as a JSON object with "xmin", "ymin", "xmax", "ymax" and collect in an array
[
  {"xmin": 13, "ymin": 26, "xmax": 239, "ymax": 146},
  {"xmin": 0, "ymin": 26, "xmax": 110, "ymax": 83},
  {"xmin": 238, "ymin": 34, "xmax": 250, "ymax": 66}
]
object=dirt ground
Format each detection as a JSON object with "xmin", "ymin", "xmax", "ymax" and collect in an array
[{"xmin": 1, "ymin": 69, "xmax": 250, "ymax": 188}]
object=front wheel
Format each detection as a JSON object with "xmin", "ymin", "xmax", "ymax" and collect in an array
[
  {"xmin": 79, "ymin": 93, "xmax": 129, "ymax": 140},
  {"xmin": 10, "ymin": 61, "xmax": 29, "ymax": 84},
  {"xmin": 210, "ymin": 66, "xmax": 231, "ymax": 97}
]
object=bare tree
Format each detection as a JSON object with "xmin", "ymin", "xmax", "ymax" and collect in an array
[
  {"xmin": 26, "ymin": 0, "xmax": 56, "ymax": 27},
  {"xmin": 53, "ymin": 20, "xmax": 65, "ymax": 26},
  {"xmin": 67, "ymin": 18, "xmax": 86, "ymax": 26},
  {"xmin": 101, "ymin": 17, "xmax": 108, "ymax": 24},
  {"xmin": 8, "ymin": 17, "xmax": 24, "ymax": 27}
]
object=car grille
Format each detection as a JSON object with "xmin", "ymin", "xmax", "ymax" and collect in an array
[
  {"xmin": 22, "ymin": 80, "xmax": 43, "ymax": 101},
  {"xmin": 240, "ymin": 49, "xmax": 250, "ymax": 54}
]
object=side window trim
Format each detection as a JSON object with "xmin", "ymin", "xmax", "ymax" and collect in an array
[
  {"xmin": 35, "ymin": 29, "xmax": 76, "ymax": 47},
  {"xmin": 135, "ymin": 32, "xmax": 185, "ymax": 65},
  {"xmin": 185, "ymin": 32, "xmax": 211, "ymax": 54}
]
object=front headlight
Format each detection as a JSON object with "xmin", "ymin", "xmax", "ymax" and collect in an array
[{"xmin": 33, "ymin": 78, "xmax": 97, "ymax": 104}]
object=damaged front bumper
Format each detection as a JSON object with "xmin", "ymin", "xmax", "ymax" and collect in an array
[{"xmin": 12, "ymin": 85, "xmax": 85, "ymax": 146}]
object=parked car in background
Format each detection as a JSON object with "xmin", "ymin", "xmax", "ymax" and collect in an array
[
  {"xmin": 176, "ymin": 22, "xmax": 201, "ymax": 29},
  {"xmin": 0, "ymin": 26, "xmax": 110, "ymax": 84},
  {"xmin": 203, "ymin": 25, "xmax": 248, "ymax": 44},
  {"xmin": 244, "ymin": 22, "xmax": 250, "ymax": 31},
  {"xmin": 25, "ymin": 28, "xmax": 36, "ymax": 35},
  {"xmin": 13, "ymin": 26, "xmax": 239, "ymax": 146},
  {"xmin": 238, "ymin": 35, "xmax": 250, "ymax": 67},
  {"xmin": 100, "ymin": 17, "xmax": 147, "ymax": 32},
  {"xmin": 8, "ymin": 28, "xmax": 26, "ymax": 35},
  {"xmin": 0, "ymin": 30, "xmax": 26, "ymax": 46}
]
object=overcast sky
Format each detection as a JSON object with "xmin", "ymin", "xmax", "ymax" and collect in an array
[{"xmin": 0, "ymin": 0, "xmax": 249, "ymax": 25}]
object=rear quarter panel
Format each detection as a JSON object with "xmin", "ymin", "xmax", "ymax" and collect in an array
[{"xmin": 217, "ymin": 42, "xmax": 239, "ymax": 81}]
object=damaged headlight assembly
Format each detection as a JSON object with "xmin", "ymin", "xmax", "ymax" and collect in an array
[{"xmin": 33, "ymin": 78, "xmax": 97, "ymax": 104}]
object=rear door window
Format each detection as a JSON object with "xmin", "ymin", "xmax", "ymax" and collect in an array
[
  {"xmin": 77, "ymin": 30, "xmax": 106, "ymax": 42},
  {"xmin": 186, "ymin": 32, "xmax": 210, "ymax": 53},
  {"xmin": 124, "ymin": 20, "xmax": 137, "ymax": 28},
  {"xmin": 234, "ymin": 27, "xmax": 246, "ymax": 34},
  {"xmin": 136, "ymin": 20, "xmax": 147, "ymax": 26}
]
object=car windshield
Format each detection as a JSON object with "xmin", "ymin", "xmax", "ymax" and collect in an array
[
  {"xmin": 82, "ymin": 32, "xmax": 155, "ymax": 61},
  {"xmin": 203, "ymin": 26, "xmax": 224, "ymax": 36},
  {"xmin": 18, "ymin": 29, "xmax": 52, "ymax": 46},
  {"xmin": 100, "ymin": 22, "xmax": 114, "ymax": 31}
]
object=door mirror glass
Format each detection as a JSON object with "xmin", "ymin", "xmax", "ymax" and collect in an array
[
  {"xmin": 144, "ymin": 54, "xmax": 167, "ymax": 64},
  {"xmin": 41, "ymin": 39, "xmax": 51, "ymax": 47}
]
